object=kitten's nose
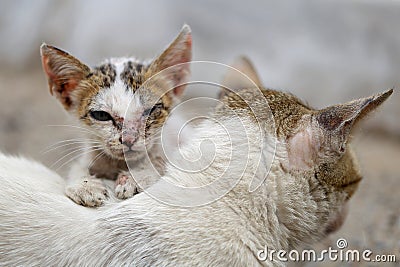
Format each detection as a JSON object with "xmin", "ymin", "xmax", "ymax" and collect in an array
[
  {"xmin": 122, "ymin": 136, "xmax": 136, "ymax": 147},
  {"xmin": 121, "ymin": 135, "xmax": 138, "ymax": 150},
  {"xmin": 121, "ymin": 121, "xmax": 142, "ymax": 150}
]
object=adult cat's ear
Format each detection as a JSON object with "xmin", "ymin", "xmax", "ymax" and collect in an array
[
  {"xmin": 316, "ymin": 89, "xmax": 393, "ymax": 152},
  {"xmin": 288, "ymin": 89, "xmax": 393, "ymax": 170},
  {"xmin": 40, "ymin": 44, "xmax": 91, "ymax": 109},
  {"xmin": 220, "ymin": 56, "xmax": 262, "ymax": 98},
  {"xmin": 147, "ymin": 24, "xmax": 192, "ymax": 97}
]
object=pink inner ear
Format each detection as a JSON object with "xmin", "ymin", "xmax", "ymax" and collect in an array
[
  {"xmin": 163, "ymin": 33, "xmax": 192, "ymax": 67},
  {"xmin": 41, "ymin": 55, "xmax": 57, "ymax": 95},
  {"xmin": 41, "ymin": 54, "xmax": 80, "ymax": 97},
  {"xmin": 287, "ymin": 127, "xmax": 317, "ymax": 170},
  {"xmin": 173, "ymin": 35, "xmax": 191, "ymax": 97},
  {"xmin": 183, "ymin": 34, "xmax": 192, "ymax": 61},
  {"xmin": 186, "ymin": 34, "xmax": 192, "ymax": 48},
  {"xmin": 61, "ymin": 79, "xmax": 78, "ymax": 95},
  {"xmin": 169, "ymin": 34, "xmax": 191, "ymax": 96}
]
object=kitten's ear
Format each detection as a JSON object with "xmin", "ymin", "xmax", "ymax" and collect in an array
[
  {"xmin": 147, "ymin": 25, "xmax": 192, "ymax": 97},
  {"xmin": 221, "ymin": 56, "xmax": 262, "ymax": 97},
  {"xmin": 40, "ymin": 44, "xmax": 91, "ymax": 109},
  {"xmin": 288, "ymin": 89, "xmax": 393, "ymax": 170}
]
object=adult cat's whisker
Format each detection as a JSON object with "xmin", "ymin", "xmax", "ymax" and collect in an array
[{"xmin": 56, "ymin": 147, "xmax": 104, "ymax": 171}]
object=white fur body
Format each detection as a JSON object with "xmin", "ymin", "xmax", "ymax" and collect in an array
[{"xmin": 0, "ymin": 114, "xmax": 334, "ymax": 267}]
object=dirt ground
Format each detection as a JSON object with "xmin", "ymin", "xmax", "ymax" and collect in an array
[{"xmin": 0, "ymin": 71, "xmax": 399, "ymax": 266}]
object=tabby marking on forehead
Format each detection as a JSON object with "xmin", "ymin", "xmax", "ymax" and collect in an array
[
  {"xmin": 120, "ymin": 61, "xmax": 149, "ymax": 91},
  {"xmin": 93, "ymin": 58, "xmax": 150, "ymax": 93},
  {"xmin": 93, "ymin": 63, "xmax": 117, "ymax": 88}
]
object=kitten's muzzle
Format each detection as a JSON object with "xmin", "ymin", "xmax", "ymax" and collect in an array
[{"xmin": 121, "ymin": 135, "xmax": 138, "ymax": 151}]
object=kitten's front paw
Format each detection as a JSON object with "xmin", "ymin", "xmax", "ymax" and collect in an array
[
  {"xmin": 115, "ymin": 171, "xmax": 141, "ymax": 199},
  {"xmin": 66, "ymin": 177, "xmax": 109, "ymax": 207}
]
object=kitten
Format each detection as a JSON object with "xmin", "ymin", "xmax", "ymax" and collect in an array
[
  {"xmin": 40, "ymin": 25, "xmax": 192, "ymax": 206},
  {"xmin": 0, "ymin": 57, "xmax": 392, "ymax": 266}
]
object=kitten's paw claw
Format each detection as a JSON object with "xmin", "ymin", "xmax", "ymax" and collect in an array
[
  {"xmin": 66, "ymin": 178, "xmax": 109, "ymax": 207},
  {"xmin": 115, "ymin": 172, "xmax": 141, "ymax": 199}
]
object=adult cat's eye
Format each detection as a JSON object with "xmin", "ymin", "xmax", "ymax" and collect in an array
[{"xmin": 90, "ymin": 110, "xmax": 113, "ymax": 121}]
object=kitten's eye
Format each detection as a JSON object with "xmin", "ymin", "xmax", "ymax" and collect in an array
[
  {"xmin": 90, "ymin": 111, "xmax": 113, "ymax": 121},
  {"xmin": 143, "ymin": 103, "xmax": 163, "ymax": 117},
  {"xmin": 143, "ymin": 108, "xmax": 153, "ymax": 117}
]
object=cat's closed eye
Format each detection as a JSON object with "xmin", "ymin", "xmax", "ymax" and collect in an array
[{"xmin": 90, "ymin": 110, "xmax": 113, "ymax": 122}]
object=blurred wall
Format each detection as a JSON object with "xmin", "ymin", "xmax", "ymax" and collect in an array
[{"xmin": 0, "ymin": 0, "xmax": 399, "ymax": 147}]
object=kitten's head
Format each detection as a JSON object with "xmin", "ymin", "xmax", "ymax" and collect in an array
[
  {"xmin": 220, "ymin": 56, "xmax": 393, "ymax": 237},
  {"xmin": 41, "ymin": 25, "xmax": 192, "ymax": 161}
]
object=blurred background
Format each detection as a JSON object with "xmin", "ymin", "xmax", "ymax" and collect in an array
[{"xmin": 0, "ymin": 0, "xmax": 399, "ymax": 265}]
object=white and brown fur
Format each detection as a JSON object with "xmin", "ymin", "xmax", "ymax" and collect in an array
[
  {"xmin": 0, "ymin": 57, "xmax": 392, "ymax": 266},
  {"xmin": 40, "ymin": 25, "xmax": 192, "ymax": 206}
]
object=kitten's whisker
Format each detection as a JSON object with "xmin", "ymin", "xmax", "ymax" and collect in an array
[
  {"xmin": 147, "ymin": 141, "xmax": 169, "ymax": 145},
  {"xmin": 52, "ymin": 143, "xmax": 101, "ymax": 154},
  {"xmin": 158, "ymin": 129, "xmax": 188, "ymax": 136},
  {"xmin": 150, "ymin": 129, "xmax": 165, "ymax": 136},
  {"xmin": 42, "ymin": 140, "xmax": 102, "ymax": 154},
  {"xmin": 47, "ymin": 124, "xmax": 103, "ymax": 138},
  {"xmin": 44, "ymin": 144, "xmax": 82, "ymax": 155},
  {"xmin": 43, "ymin": 139, "xmax": 89, "ymax": 149},
  {"xmin": 144, "ymin": 136, "xmax": 164, "ymax": 144},
  {"xmin": 51, "ymin": 146, "xmax": 100, "ymax": 169},
  {"xmin": 56, "ymin": 147, "xmax": 104, "ymax": 171},
  {"xmin": 69, "ymin": 130, "xmax": 104, "ymax": 139},
  {"xmin": 42, "ymin": 138, "xmax": 100, "ymax": 151},
  {"xmin": 47, "ymin": 124, "xmax": 93, "ymax": 132},
  {"xmin": 88, "ymin": 151, "xmax": 106, "ymax": 169}
]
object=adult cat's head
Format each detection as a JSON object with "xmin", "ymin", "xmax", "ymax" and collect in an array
[
  {"xmin": 40, "ymin": 25, "xmax": 192, "ymax": 161},
  {"xmin": 219, "ymin": 56, "xmax": 393, "ymax": 241}
]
